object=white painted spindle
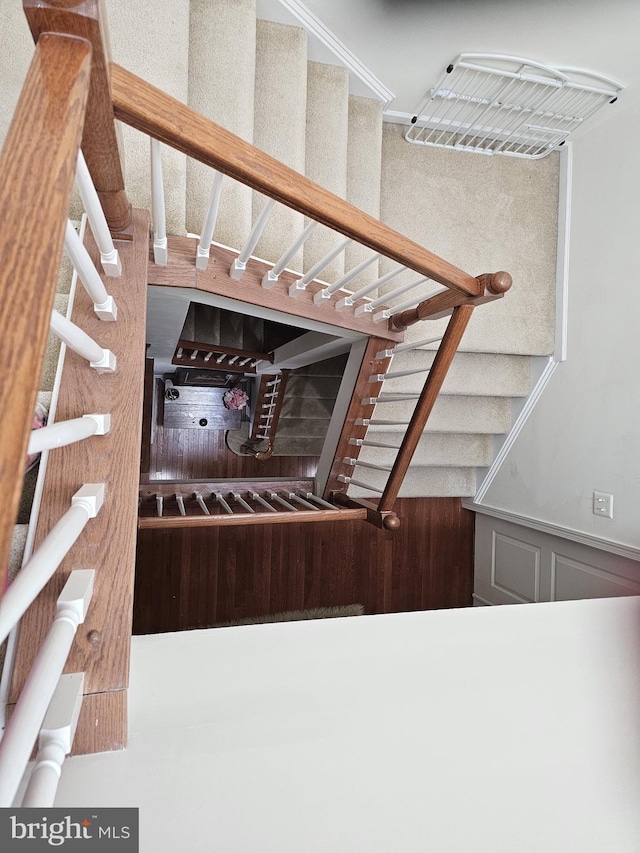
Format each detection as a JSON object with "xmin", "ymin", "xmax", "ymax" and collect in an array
[
  {"xmin": 150, "ymin": 138, "xmax": 168, "ymax": 265},
  {"xmin": 64, "ymin": 220, "xmax": 117, "ymax": 321},
  {"xmin": 215, "ymin": 493, "xmax": 233, "ymax": 514},
  {"xmin": 354, "ymin": 276, "xmax": 429, "ymax": 317},
  {"xmin": 176, "ymin": 495, "xmax": 186, "ymax": 516},
  {"xmin": 336, "ymin": 474, "xmax": 382, "ymax": 493},
  {"xmin": 195, "ymin": 494, "xmax": 210, "ymax": 515},
  {"xmin": 196, "ymin": 170, "xmax": 224, "ymax": 270},
  {"xmin": 349, "ymin": 438, "xmax": 401, "ymax": 450},
  {"xmin": 302, "ymin": 492, "xmax": 339, "ymax": 510},
  {"xmin": 362, "ymin": 393, "xmax": 421, "ymax": 405},
  {"xmin": 267, "ymin": 491, "xmax": 297, "ymax": 511},
  {"xmin": 0, "ymin": 486, "xmax": 104, "ymax": 646},
  {"xmin": 75, "ymin": 152, "xmax": 121, "ymax": 276},
  {"xmin": 230, "ymin": 199, "xmax": 276, "ymax": 279},
  {"xmin": 232, "ymin": 493, "xmax": 255, "ymax": 514},
  {"xmin": 375, "ymin": 336, "xmax": 443, "ymax": 358},
  {"xmin": 313, "ymin": 253, "xmax": 380, "ymax": 304},
  {"xmin": 250, "ymin": 493, "xmax": 278, "ymax": 513},
  {"xmin": 335, "ymin": 266, "xmax": 407, "ymax": 311},
  {"xmin": 50, "ymin": 310, "xmax": 116, "ymax": 373},
  {"xmin": 286, "ymin": 493, "xmax": 318, "ymax": 511},
  {"xmin": 0, "ymin": 570, "xmax": 94, "ymax": 808},
  {"xmin": 27, "ymin": 414, "xmax": 110, "ymax": 456},
  {"xmin": 369, "ymin": 366, "xmax": 431, "ymax": 382},
  {"xmin": 156, "ymin": 495, "xmax": 163, "ymax": 517},
  {"xmin": 21, "ymin": 673, "xmax": 84, "ymax": 807},
  {"xmin": 288, "ymin": 237, "xmax": 352, "ymax": 298},
  {"xmin": 355, "ymin": 418, "xmax": 410, "ymax": 426},
  {"xmin": 262, "ymin": 221, "xmax": 318, "ymax": 288},
  {"xmin": 342, "ymin": 458, "xmax": 393, "ymax": 472}
]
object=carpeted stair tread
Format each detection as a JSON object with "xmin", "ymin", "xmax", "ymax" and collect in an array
[
  {"xmin": 294, "ymin": 353, "xmax": 348, "ymax": 377},
  {"xmin": 382, "ymin": 351, "xmax": 531, "ymax": 397},
  {"xmin": 180, "ymin": 304, "xmax": 264, "ymax": 352},
  {"xmin": 107, "ymin": 0, "xmax": 189, "ymax": 236},
  {"xmin": 358, "ymin": 432, "xmax": 494, "ymax": 468},
  {"xmin": 186, "ymin": 0, "xmax": 256, "ymax": 243},
  {"xmin": 276, "ymin": 417, "xmax": 334, "ymax": 438},
  {"xmin": 380, "ymin": 122, "xmax": 558, "ymax": 356},
  {"xmin": 253, "ymin": 20, "xmax": 307, "ymax": 264},
  {"xmin": 285, "ymin": 374, "xmax": 342, "ymax": 400},
  {"xmin": 345, "ymin": 95, "xmax": 383, "ymax": 290},
  {"xmin": 279, "ymin": 395, "xmax": 335, "ymax": 420},
  {"xmin": 302, "ymin": 61, "xmax": 350, "ymax": 282},
  {"xmin": 366, "ymin": 394, "xmax": 511, "ymax": 435},
  {"xmin": 272, "ymin": 434, "xmax": 324, "ymax": 456},
  {"xmin": 347, "ymin": 465, "xmax": 477, "ymax": 499}
]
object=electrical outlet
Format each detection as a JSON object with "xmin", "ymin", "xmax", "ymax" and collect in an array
[{"xmin": 593, "ymin": 491, "xmax": 614, "ymax": 519}]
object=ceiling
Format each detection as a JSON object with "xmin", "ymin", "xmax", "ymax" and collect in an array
[{"xmin": 259, "ymin": 0, "xmax": 640, "ymax": 139}]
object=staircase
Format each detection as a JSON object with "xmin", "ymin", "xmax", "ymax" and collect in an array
[
  {"xmin": 1, "ymin": 1, "xmax": 558, "ymax": 501},
  {"xmin": 104, "ymin": 0, "xmax": 556, "ymax": 497}
]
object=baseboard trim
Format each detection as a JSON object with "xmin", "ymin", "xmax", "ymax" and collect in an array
[
  {"xmin": 463, "ymin": 500, "xmax": 640, "ymax": 563},
  {"xmin": 264, "ymin": 0, "xmax": 395, "ymax": 106},
  {"xmin": 474, "ymin": 356, "xmax": 558, "ymax": 503},
  {"xmin": 472, "ymin": 593, "xmax": 493, "ymax": 606}
]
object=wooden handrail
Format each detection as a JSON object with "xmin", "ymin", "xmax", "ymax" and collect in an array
[
  {"xmin": 378, "ymin": 305, "xmax": 476, "ymax": 513},
  {"xmin": 0, "ymin": 34, "xmax": 92, "ymax": 596},
  {"xmin": 109, "ymin": 64, "xmax": 482, "ymax": 298},
  {"xmin": 390, "ymin": 271, "xmax": 512, "ymax": 330},
  {"xmin": 24, "ymin": 0, "xmax": 131, "ymax": 233}
]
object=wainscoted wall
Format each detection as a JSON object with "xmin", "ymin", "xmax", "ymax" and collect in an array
[{"xmin": 474, "ymin": 513, "xmax": 640, "ymax": 606}]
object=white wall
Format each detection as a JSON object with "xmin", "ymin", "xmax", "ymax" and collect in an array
[
  {"xmin": 479, "ymin": 100, "xmax": 640, "ymax": 549},
  {"xmin": 45, "ymin": 598, "xmax": 640, "ymax": 852}
]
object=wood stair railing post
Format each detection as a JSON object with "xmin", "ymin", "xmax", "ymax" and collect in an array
[
  {"xmin": 23, "ymin": 0, "xmax": 132, "ymax": 234},
  {"xmin": 378, "ymin": 305, "xmax": 476, "ymax": 513},
  {"xmin": 390, "ymin": 271, "xmax": 512, "ymax": 330},
  {"xmin": 0, "ymin": 33, "xmax": 92, "ymax": 595}
]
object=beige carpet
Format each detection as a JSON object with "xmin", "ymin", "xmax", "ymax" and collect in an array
[{"xmin": 380, "ymin": 124, "xmax": 559, "ymax": 356}]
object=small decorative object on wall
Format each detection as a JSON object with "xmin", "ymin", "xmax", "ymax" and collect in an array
[
  {"xmin": 223, "ymin": 387, "xmax": 249, "ymax": 410},
  {"xmin": 406, "ymin": 54, "xmax": 625, "ymax": 159}
]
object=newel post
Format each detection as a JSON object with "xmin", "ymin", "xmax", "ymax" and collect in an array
[
  {"xmin": 390, "ymin": 270, "xmax": 513, "ymax": 331},
  {"xmin": 23, "ymin": 0, "xmax": 132, "ymax": 233}
]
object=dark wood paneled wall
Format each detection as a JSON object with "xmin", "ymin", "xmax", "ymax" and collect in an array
[{"xmin": 134, "ymin": 498, "xmax": 475, "ymax": 634}]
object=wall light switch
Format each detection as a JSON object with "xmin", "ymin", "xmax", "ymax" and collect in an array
[{"xmin": 593, "ymin": 491, "xmax": 614, "ymax": 519}]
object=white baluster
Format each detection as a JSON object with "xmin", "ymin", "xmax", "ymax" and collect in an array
[
  {"xmin": 64, "ymin": 220, "xmax": 117, "ymax": 321},
  {"xmin": 21, "ymin": 673, "xmax": 84, "ymax": 807},
  {"xmin": 286, "ymin": 493, "xmax": 319, "ymax": 511},
  {"xmin": 150, "ymin": 138, "xmax": 167, "ymax": 266},
  {"xmin": 261, "ymin": 221, "xmax": 318, "ymax": 289},
  {"xmin": 288, "ymin": 237, "xmax": 352, "ymax": 298},
  {"xmin": 250, "ymin": 492, "xmax": 278, "ymax": 513},
  {"xmin": 195, "ymin": 494, "xmax": 210, "ymax": 515},
  {"xmin": 227, "ymin": 355, "xmax": 239, "ymax": 365},
  {"xmin": 196, "ymin": 170, "xmax": 224, "ymax": 270},
  {"xmin": 0, "ymin": 485, "xmax": 104, "ymax": 646},
  {"xmin": 354, "ymin": 276, "xmax": 429, "ymax": 317},
  {"xmin": 230, "ymin": 198, "xmax": 276, "ymax": 279},
  {"xmin": 28, "ymin": 414, "xmax": 110, "ymax": 456},
  {"xmin": 336, "ymin": 474, "xmax": 382, "ymax": 493},
  {"xmin": 362, "ymin": 393, "xmax": 421, "ymax": 405},
  {"xmin": 203, "ymin": 352, "xmax": 213, "ymax": 362},
  {"xmin": 156, "ymin": 495, "xmax": 163, "ymax": 517},
  {"xmin": 176, "ymin": 495, "xmax": 186, "ymax": 516},
  {"xmin": 232, "ymin": 493, "xmax": 255, "ymax": 514},
  {"xmin": 349, "ymin": 438, "xmax": 401, "ymax": 450},
  {"xmin": 214, "ymin": 493, "xmax": 234, "ymax": 515},
  {"xmin": 313, "ymin": 253, "xmax": 380, "ymax": 305},
  {"xmin": 302, "ymin": 493, "xmax": 339, "ymax": 511},
  {"xmin": 0, "ymin": 570, "xmax": 94, "ymax": 808},
  {"xmin": 75, "ymin": 152, "xmax": 121, "ymax": 277},
  {"xmin": 343, "ymin": 457, "xmax": 393, "ymax": 472},
  {"xmin": 369, "ymin": 366, "xmax": 431, "ymax": 382},
  {"xmin": 373, "ymin": 288, "xmax": 445, "ymax": 323},
  {"xmin": 355, "ymin": 418, "xmax": 410, "ymax": 426},
  {"xmin": 375, "ymin": 336, "xmax": 443, "ymax": 358},
  {"xmin": 335, "ymin": 266, "xmax": 407, "ymax": 311},
  {"xmin": 176, "ymin": 347, "xmax": 184, "ymax": 358},
  {"xmin": 190, "ymin": 350, "xmax": 199, "ymax": 360},
  {"xmin": 267, "ymin": 491, "xmax": 298, "ymax": 511},
  {"xmin": 50, "ymin": 310, "xmax": 116, "ymax": 373}
]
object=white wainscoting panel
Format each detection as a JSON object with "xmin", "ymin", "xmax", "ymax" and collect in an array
[{"xmin": 475, "ymin": 514, "xmax": 640, "ymax": 606}]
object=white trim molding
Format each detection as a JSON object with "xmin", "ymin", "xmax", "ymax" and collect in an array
[
  {"xmin": 463, "ymin": 500, "xmax": 640, "ymax": 563},
  {"xmin": 555, "ymin": 143, "xmax": 572, "ymax": 361},
  {"xmin": 257, "ymin": 0, "xmax": 395, "ymax": 106}
]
